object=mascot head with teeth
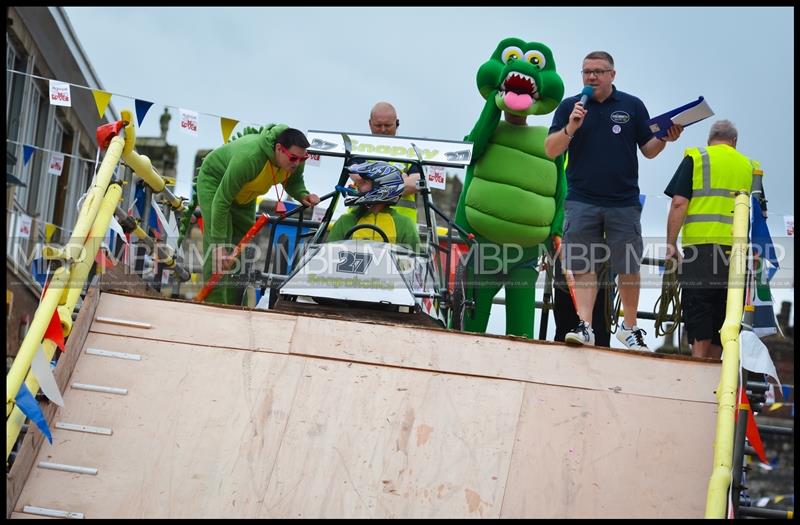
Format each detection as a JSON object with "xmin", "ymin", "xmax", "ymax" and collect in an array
[{"xmin": 478, "ymin": 37, "xmax": 563, "ymax": 116}]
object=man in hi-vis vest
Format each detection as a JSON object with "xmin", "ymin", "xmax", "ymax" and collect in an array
[
  {"xmin": 664, "ymin": 120, "xmax": 764, "ymax": 359},
  {"xmin": 346, "ymin": 102, "xmax": 421, "ymax": 223}
]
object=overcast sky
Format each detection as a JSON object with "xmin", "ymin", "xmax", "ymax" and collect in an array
[{"xmin": 64, "ymin": 7, "xmax": 794, "ymax": 344}]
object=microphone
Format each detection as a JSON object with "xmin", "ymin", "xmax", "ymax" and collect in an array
[{"xmin": 578, "ymin": 85, "xmax": 594, "ymax": 107}]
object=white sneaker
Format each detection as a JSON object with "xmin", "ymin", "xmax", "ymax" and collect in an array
[
  {"xmin": 565, "ymin": 320, "xmax": 595, "ymax": 346},
  {"xmin": 616, "ymin": 323, "xmax": 651, "ymax": 351}
]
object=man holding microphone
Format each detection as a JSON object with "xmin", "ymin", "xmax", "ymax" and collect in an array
[{"xmin": 544, "ymin": 50, "xmax": 683, "ymax": 349}]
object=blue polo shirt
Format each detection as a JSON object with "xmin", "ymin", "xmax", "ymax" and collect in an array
[{"xmin": 549, "ymin": 86, "xmax": 653, "ymax": 207}]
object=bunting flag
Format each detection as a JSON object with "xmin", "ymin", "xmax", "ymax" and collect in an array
[
  {"xmin": 133, "ymin": 183, "xmax": 164, "ymax": 239},
  {"xmin": 781, "ymin": 384, "xmax": 795, "ymax": 416},
  {"xmin": 14, "ymin": 383, "xmax": 52, "ymax": 444},
  {"xmin": 750, "ymin": 196, "xmax": 780, "ymax": 337},
  {"xmin": 780, "ymin": 384, "xmax": 793, "ymax": 400},
  {"xmin": 108, "ymin": 215, "xmax": 128, "ymax": 244},
  {"xmin": 31, "ymin": 257, "xmax": 49, "ymax": 289},
  {"xmin": 30, "ymin": 346, "xmax": 65, "ymax": 407},
  {"xmin": 95, "ymin": 247, "xmax": 112, "ymax": 274},
  {"xmin": 23, "ymin": 144, "xmax": 35, "ymax": 166},
  {"xmin": 738, "ymin": 389, "xmax": 768, "ymax": 465},
  {"xmin": 134, "ymin": 99, "xmax": 154, "ymax": 127},
  {"xmin": 221, "ymin": 117, "xmax": 239, "ymax": 144},
  {"xmin": 751, "ymin": 196, "xmax": 779, "ymax": 281},
  {"xmin": 752, "ymin": 257, "xmax": 779, "ymax": 337},
  {"xmin": 739, "ymin": 330, "xmax": 780, "ymax": 387},
  {"xmin": 45, "ymin": 223, "xmax": 57, "ymax": 243},
  {"xmin": 43, "ymin": 308, "xmax": 65, "ymax": 352},
  {"xmin": 92, "ymin": 89, "xmax": 113, "ymax": 119}
]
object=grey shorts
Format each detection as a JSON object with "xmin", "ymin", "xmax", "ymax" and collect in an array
[{"xmin": 562, "ymin": 200, "xmax": 643, "ymax": 275}]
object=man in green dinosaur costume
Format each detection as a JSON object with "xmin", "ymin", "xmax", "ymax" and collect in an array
[
  {"xmin": 195, "ymin": 124, "xmax": 320, "ymax": 305},
  {"xmin": 454, "ymin": 37, "xmax": 566, "ymax": 338}
]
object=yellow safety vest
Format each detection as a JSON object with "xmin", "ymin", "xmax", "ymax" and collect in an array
[
  {"xmin": 347, "ymin": 211, "xmax": 399, "ymax": 243},
  {"xmin": 681, "ymin": 144, "xmax": 760, "ymax": 246},
  {"xmin": 394, "ymin": 194, "xmax": 417, "ymax": 223}
]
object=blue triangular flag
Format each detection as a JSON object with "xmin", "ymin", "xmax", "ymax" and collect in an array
[
  {"xmin": 133, "ymin": 182, "xmax": 163, "ymax": 238},
  {"xmin": 23, "ymin": 145, "xmax": 35, "ymax": 166},
  {"xmin": 751, "ymin": 196, "xmax": 779, "ymax": 282},
  {"xmin": 31, "ymin": 257, "xmax": 49, "ymax": 288},
  {"xmin": 14, "ymin": 383, "xmax": 52, "ymax": 444},
  {"xmin": 780, "ymin": 384, "xmax": 793, "ymax": 400},
  {"xmin": 638, "ymin": 194, "xmax": 647, "ymax": 208},
  {"xmin": 134, "ymin": 99, "xmax": 154, "ymax": 127}
]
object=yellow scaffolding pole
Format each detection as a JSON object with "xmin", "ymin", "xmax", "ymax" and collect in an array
[
  {"xmin": 120, "ymin": 109, "xmax": 184, "ymax": 212},
  {"xmin": 6, "ymin": 183, "xmax": 124, "ymax": 460},
  {"xmin": 705, "ymin": 191, "xmax": 751, "ymax": 518},
  {"xmin": 6, "ymin": 136, "xmax": 124, "ymax": 417},
  {"xmin": 7, "ymin": 109, "xmax": 190, "ymax": 462}
]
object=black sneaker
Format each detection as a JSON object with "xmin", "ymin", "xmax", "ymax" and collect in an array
[{"xmin": 565, "ymin": 320, "xmax": 595, "ymax": 346}]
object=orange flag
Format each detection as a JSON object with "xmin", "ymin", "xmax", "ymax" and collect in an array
[{"xmin": 43, "ymin": 308, "xmax": 65, "ymax": 352}]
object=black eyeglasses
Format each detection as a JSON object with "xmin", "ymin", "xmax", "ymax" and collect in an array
[{"xmin": 581, "ymin": 69, "xmax": 613, "ymax": 77}]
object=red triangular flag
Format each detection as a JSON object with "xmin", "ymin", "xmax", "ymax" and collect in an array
[
  {"xmin": 275, "ymin": 200, "xmax": 287, "ymax": 214},
  {"xmin": 95, "ymin": 247, "xmax": 115, "ymax": 273},
  {"xmin": 739, "ymin": 389, "xmax": 769, "ymax": 464},
  {"xmin": 196, "ymin": 216, "xmax": 204, "ymax": 233},
  {"xmin": 43, "ymin": 309, "xmax": 65, "ymax": 352}
]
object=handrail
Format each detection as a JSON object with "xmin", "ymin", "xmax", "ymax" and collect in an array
[
  {"xmin": 119, "ymin": 109, "xmax": 184, "ymax": 213},
  {"xmin": 6, "ymin": 136, "xmax": 124, "ymax": 417},
  {"xmin": 704, "ymin": 191, "xmax": 751, "ymax": 518},
  {"xmin": 7, "ymin": 108, "xmax": 192, "ymax": 462},
  {"xmin": 6, "ymin": 183, "xmax": 123, "ymax": 460}
]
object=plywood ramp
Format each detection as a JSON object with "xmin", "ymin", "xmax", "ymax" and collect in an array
[{"xmin": 13, "ymin": 292, "xmax": 720, "ymax": 518}]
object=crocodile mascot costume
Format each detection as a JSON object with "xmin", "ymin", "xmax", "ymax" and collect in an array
[{"xmin": 453, "ymin": 37, "xmax": 566, "ymax": 338}]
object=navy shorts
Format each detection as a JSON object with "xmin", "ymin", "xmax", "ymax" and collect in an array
[{"xmin": 562, "ymin": 200, "xmax": 643, "ymax": 275}]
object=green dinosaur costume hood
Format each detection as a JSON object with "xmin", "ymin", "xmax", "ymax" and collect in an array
[{"xmin": 477, "ymin": 37, "xmax": 564, "ymax": 117}]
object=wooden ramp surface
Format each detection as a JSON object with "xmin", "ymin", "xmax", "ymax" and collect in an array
[{"xmin": 12, "ymin": 292, "xmax": 720, "ymax": 518}]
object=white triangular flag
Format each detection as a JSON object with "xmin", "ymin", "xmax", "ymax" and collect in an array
[
  {"xmin": 109, "ymin": 215, "xmax": 128, "ymax": 243},
  {"xmin": 30, "ymin": 346, "xmax": 65, "ymax": 407},
  {"xmin": 740, "ymin": 330, "xmax": 781, "ymax": 388},
  {"xmin": 165, "ymin": 210, "xmax": 180, "ymax": 251}
]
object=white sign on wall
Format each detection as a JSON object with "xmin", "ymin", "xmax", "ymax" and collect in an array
[
  {"xmin": 48, "ymin": 80, "xmax": 72, "ymax": 107},
  {"xmin": 48, "ymin": 152, "xmax": 65, "ymax": 176},
  {"xmin": 17, "ymin": 213, "xmax": 33, "ymax": 239}
]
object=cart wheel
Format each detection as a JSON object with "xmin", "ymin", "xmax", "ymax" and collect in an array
[{"xmin": 449, "ymin": 260, "xmax": 468, "ymax": 331}]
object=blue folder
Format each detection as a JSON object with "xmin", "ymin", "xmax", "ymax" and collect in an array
[{"xmin": 647, "ymin": 96, "xmax": 712, "ymax": 138}]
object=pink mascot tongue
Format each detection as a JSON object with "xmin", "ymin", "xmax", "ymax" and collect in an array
[{"xmin": 504, "ymin": 92, "xmax": 533, "ymax": 111}]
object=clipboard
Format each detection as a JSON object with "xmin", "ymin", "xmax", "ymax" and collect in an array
[{"xmin": 648, "ymin": 96, "xmax": 714, "ymax": 138}]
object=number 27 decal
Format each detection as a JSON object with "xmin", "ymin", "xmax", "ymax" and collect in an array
[{"xmin": 336, "ymin": 251, "xmax": 373, "ymax": 274}]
